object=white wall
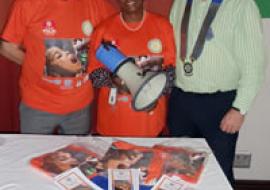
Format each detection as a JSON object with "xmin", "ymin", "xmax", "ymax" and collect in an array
[{"xmin": 234, "ymin": 19, "xmax": 270, "ymax": 180}]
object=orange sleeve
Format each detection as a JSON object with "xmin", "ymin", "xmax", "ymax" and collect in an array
[
  {"xmin": 89, "ymin": 0, "xmax": 118, "ymax": 27},
  {"xmin": 100, "ymin": 0, "xmax": 118, "ymax": 20},
  {"xmin": 88, "ymin": 26, "xmax": 106, "ymax": 73},
  {"xmin": 162, "ymin": 21, "xmax": 176, "ymax": 67},
  {"xmin": 1, "ymin": 0, "xmax": 35, "ymax": 44},
  {"xmin": 87, "ymin": 0, "xmax": 117, "ymax": 72}
]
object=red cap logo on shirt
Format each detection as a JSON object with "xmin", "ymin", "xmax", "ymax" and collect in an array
[{"xmin": 42, "ymin": 20, "xmax": 57, "ymax": 36}]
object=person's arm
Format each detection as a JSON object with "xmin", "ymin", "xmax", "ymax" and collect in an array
[
  {"xmin": 139, "ymin": 20, "xmax": 176, "ymax": 70},
  {"xmin": 162, "ymin": 21, "xmax": 176, "ymax": 68},
  {"xmin": 88, "ymin": 26, "xmax": 113, "ymax": 88},
  {"xmin": 220, "ymin": 0, "xmax": 266, "ymax": 134},
  {"xmin": 1, "ymin": 0, "xmax": 35, "ymax": 65},
  {"xmin": 0, "ymin": 40, "xmax": 25, "ymax": 65},
  {"xmin": 89, "ymin": 0, "xmax": 117, "ymax": 27},
  {"xmin": 161, "ymin": 20, "xmax": 176, "ymax": 94}
]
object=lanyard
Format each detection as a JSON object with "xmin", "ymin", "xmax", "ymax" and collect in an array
[{"xmin": 180, "ymin": 0, "xmax": 223, "ymax": 76}]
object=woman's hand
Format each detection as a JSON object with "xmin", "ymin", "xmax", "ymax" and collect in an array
[
  {"xmin": 112, "ymin": 76, "xmax": 130, "ymax": 94},
  {"xmin": 137, "ymin": 56, "xmax": 164, "ymax": 72}
]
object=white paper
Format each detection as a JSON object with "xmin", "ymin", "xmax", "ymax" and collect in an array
[
  {"xmin": 54, "ymin": 167, "xmax": 102, "ymax": 190},
  {"xmin": 108, "ymin": 169, "xmax": 140, "ymax": 190}
]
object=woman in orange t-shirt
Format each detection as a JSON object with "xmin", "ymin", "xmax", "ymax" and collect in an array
[
  {"xmin": 0, "ymin": 0, "xmax": 115, "ymax": 134},
  {"xmin": 89, "ymin": 0, "xmax": 176, "ymax": 137}
]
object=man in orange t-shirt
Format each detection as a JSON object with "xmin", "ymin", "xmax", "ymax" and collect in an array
[
  {"xmin": 89, "ymin": 0, "xmax": 176, "ymax": 137},
  {"xmin": 0, "ymin": 0, "xmax": 115, "ymax": 134}
]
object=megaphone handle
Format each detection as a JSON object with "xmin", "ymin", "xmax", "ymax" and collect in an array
[
  {"xmin": 137, "ymin": 68, "xmax": 151, "ymax": 77},
  {"xmin": 162, "ymin": 65, "xmax": 176, "ymax": 95},
  {"xmin": 112, "ymin": 76, "xmax": 130, "ymax": 94}
]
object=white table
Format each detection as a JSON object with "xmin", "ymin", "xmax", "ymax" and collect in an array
[{"xmin": 0, "ymin": 134, "xmax": 233, "ymax": 190}]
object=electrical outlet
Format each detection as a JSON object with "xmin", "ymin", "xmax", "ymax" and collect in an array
[{"xmin": 233, "ymin": 152, "xmax": 252, "ymax": 168}]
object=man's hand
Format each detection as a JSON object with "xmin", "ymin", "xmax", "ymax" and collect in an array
[{"xmin": 220, "ymin": 108, "xmax": 245, "ymax": 134}]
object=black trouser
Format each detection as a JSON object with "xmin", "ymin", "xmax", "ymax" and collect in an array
[{"xmin": 168, "ymin": 87, "xmax": 238, "ymax": 185}]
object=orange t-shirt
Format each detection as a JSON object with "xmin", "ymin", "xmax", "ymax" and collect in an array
[
  {"xmin": 1, "ymin": 0, "xmax": 115, "ymax": 114},
  {"xmin": 89, "ymin": 12, "xmax": 176, "ymax": 137}
]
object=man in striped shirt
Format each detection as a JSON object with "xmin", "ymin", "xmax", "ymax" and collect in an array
[{"xmin": 168, "ymin": 0, "xmax": 265, "ymax": 185}]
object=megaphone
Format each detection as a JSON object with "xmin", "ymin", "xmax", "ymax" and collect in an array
[{"xmin": 96, "ymin": 43, "xmax": 168, "ymax": 111}]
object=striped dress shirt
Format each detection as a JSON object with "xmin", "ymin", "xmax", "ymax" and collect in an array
[{"xmin": 170, "ymin": 0, "xmax": 266, "ymax": 114}]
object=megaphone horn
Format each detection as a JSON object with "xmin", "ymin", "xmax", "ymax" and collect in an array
[{"xmin": 96, "ymin": 42, "xmax": 168, "ymax": 111}]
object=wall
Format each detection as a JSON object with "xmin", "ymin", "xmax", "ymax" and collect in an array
[
  {"xmin": 0, "ymin": 0, "xmax": 20, "ymax": 133},
  {"xmin": 0, "ymin": 0, "xmax": 13, "ymax": 31},
  {"xmin": 107, "ymin": 0, "xmax": 173, "ymax": 16},
  {"xmin": 234, "ymin": 17, "xmax": 270, "ymax": 180}
]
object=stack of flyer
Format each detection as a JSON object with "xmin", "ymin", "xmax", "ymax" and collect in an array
[{"xmin": 30, "ymin": 139, "xmax": 208, "ymax": 189}]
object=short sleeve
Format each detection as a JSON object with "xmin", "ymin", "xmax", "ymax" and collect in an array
[
  {"xmin": 162, "ymin": 21, "xmax": 176, "ymax": 67},
  {"xmin": 1, "ymin": 0, "xmax": 34, "ymax": 44},
  {"xmin": 88, "ymin": 26, "xmax": 106, "ymax": 73},
  {"xmin": 87, "ymin": 0, "xmax": 117, "ymax": 27}
]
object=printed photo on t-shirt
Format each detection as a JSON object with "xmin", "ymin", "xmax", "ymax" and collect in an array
[{"xmin": 44, "ymin": 38, "xmax": 89, "ymax": 78}]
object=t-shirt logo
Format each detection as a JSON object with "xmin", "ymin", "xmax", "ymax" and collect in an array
[
  {"xmin": 147, "ymin": 39, "xmax": 163, "ymax": 54},
  {"xmin": 42, "ymin": 20, "xmax": 57, "ymax": 36},
  {"xmin": 82, "ymin": 20, "xmax": 93, "ymax": 37}
]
